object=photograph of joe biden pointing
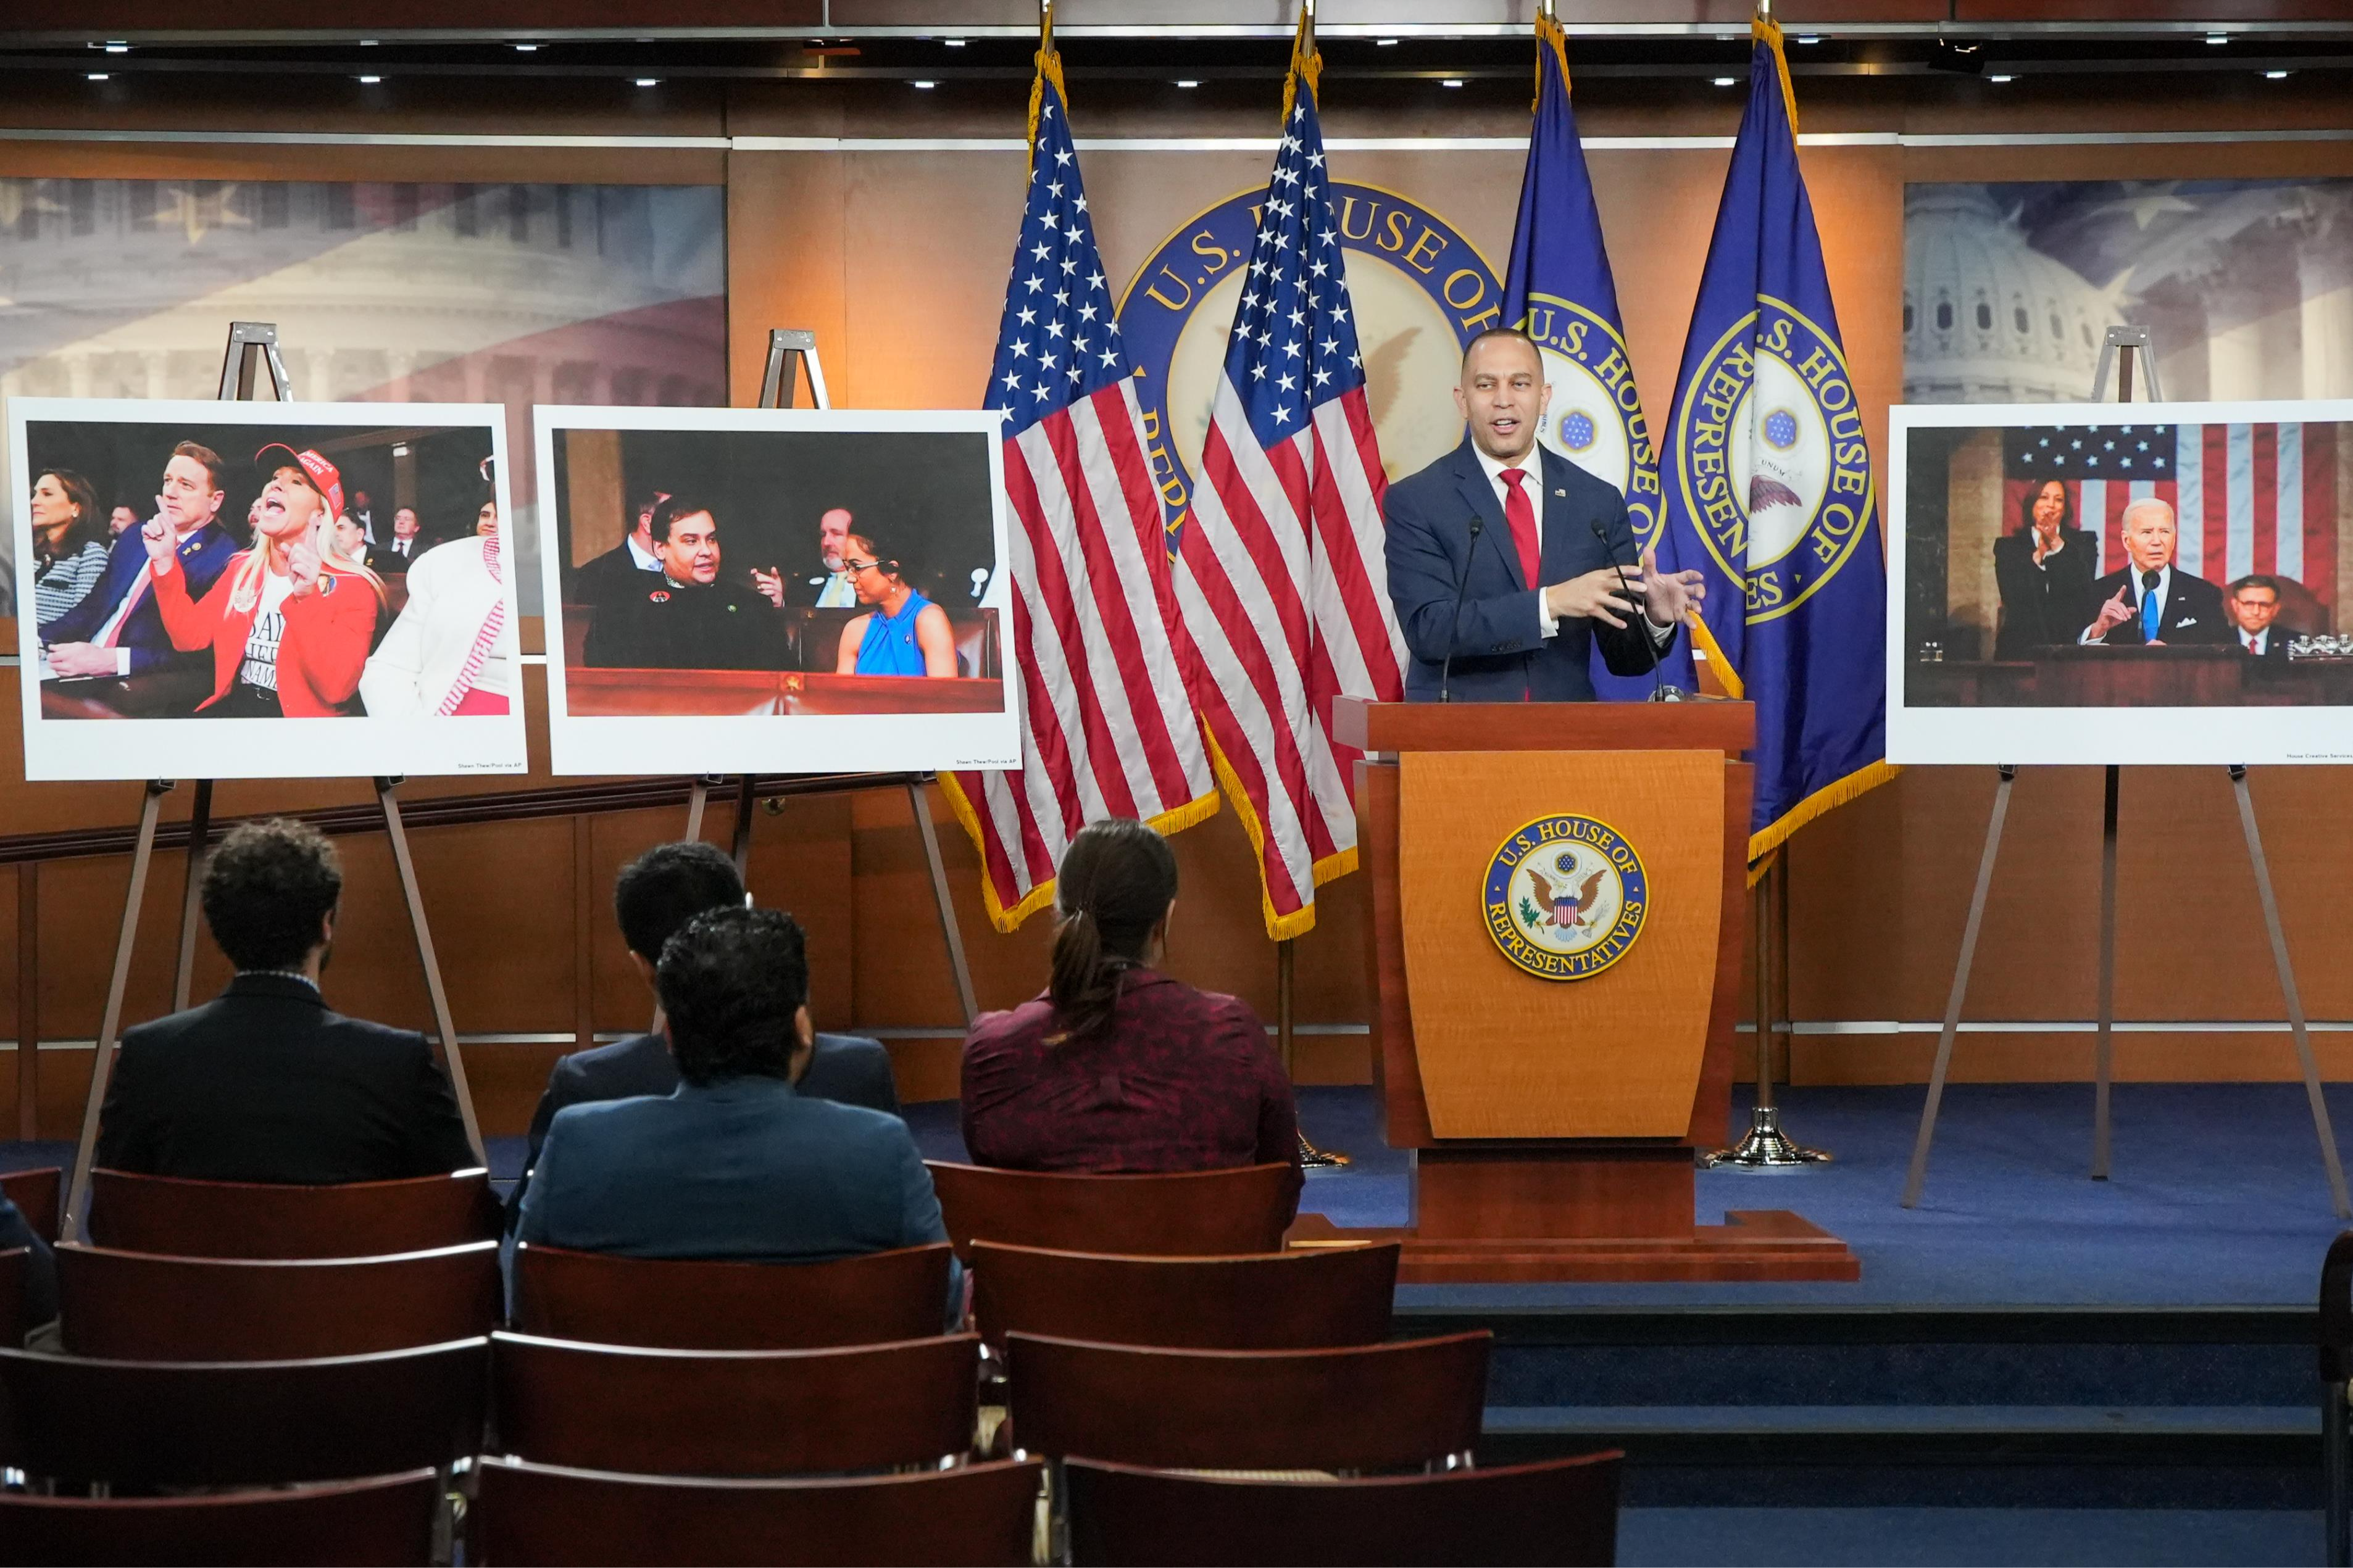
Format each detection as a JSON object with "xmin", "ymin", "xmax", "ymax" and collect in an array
[{"xmin": 1384, "ymin": 328, "xmax": 1705, "ymax": 702}]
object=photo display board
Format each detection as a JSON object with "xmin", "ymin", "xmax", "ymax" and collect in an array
[
  {"xmin": 534, "ymin": 406, "xmax": 1020, "ymax": 776},
  {"xmin": 1889, "ymin": 399, "xmax": 2353, "ymax": 765},
  {"xmin": 12, "ymin": 398, "xmax": 527, "ymax": 781}
]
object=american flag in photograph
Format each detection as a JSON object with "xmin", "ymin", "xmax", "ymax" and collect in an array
[
  {"xmin": 2004, "ymin": 423, "xmax": 2344, "ymax": 605},
  {"xmin": 1172, "ymin": 43, "xmax": 1405, "ymax": 940},
  {"xmin": 941, "ymin": 62, "xmax": 1218, "ymax": 933}
]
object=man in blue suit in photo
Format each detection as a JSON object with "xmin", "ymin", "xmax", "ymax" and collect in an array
[
  {"xmin": 40, "ymin": 441, "xmax": 239, "ymax": 680},
  {"xmin": 1383, "ymin": 328, "xmax": 1704, "ymax": 702},
  {"xmin": 515, "ymin": 905, "xmax": 949, "ymax": 1275}
]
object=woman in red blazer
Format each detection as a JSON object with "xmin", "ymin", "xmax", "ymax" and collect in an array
[
  {"xmin": 146, "ymin": 444, "xmax": 385, "ymax": 718},
  {"xmin": 959, "ymin": 818, "xmax": 1302, "ymax": 1217}
]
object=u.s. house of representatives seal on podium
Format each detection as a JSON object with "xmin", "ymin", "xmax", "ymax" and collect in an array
[{"xmin": 1481, "ymin": 814, "xmax": 1649, "ymax": 982}]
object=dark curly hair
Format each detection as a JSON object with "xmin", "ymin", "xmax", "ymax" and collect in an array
[
  {"xmin": 648, "ymin": 495, "xmax": 718, "ymax": 544},
  {"xmin": 201, "ymin": 818, "xmax": 342, "ymax": 972},
  {"xmin": 657, "ymin": 906, "xmax": 810, "ymax": 1087},
  {"xmin": 614, "ymin": 841, "xmax": 745, "ymax": 962}
]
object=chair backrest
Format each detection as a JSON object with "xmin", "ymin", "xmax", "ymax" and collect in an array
[
  {"xmin": 88, "ymin": 1166, "xmax": 499, "ymax": 1259},
  {"xmin": 1006, "ymin": 1330, "xmax": 1491, "ymax": 1472},
  {"xmin": 928, "ymin": 1161, "xmax": 1296, "ymax": 1260},
  {"xmin": 0, "ymin": 1166, "xmax": 60, "ymax": 1243},
  {"xmin": 513, "ymin": 1241, "xmax": 953, "ymax": 1350},
  {"xmin": 0, "ymin": 1467, "xmax": 441, "ymax": 1568},
  {"xmin": 0, "ymin": 1338, "xmax": 488, "ymax": 1488},
  {"xmin": 491, "ymin": 1330, "xmax": 980, "ymax": 1476},
  {"xmin": 57, "ymin": 1240, "xmax": 500, "ymax": 1360},
  {"xmin": 1064, "ymin": 1453, "xmax": 1622, "ymax": 1567},
  {"xmin": 0, "ymin": 1249, "xmax": 23, "ymax": 1348},
  {"xmin": 971, "ymin": 1240, "xmax": 1397, "ymax": 1350},
  {"xmin": 472, "ymin": 1456, "xmax": 1043, "ymax": 1567}
]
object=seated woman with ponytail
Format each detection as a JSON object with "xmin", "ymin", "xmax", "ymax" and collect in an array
[{"xmin": 959, "ymin": 818, "xmax": 1302, "ymax": 1217}]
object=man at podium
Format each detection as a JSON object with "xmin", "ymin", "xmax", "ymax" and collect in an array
[{"xmin": 1383, "ymin": 328, "xmax": 1704, "ymax": 703}]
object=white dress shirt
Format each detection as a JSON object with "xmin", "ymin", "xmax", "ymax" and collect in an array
[
  {"xmin": 2244, "ymin": 627, "xmax": 2270, "ymax": 655},
  {"xmin": 625, "ymin": 533, "xmax": 660, "ymax": 571}
]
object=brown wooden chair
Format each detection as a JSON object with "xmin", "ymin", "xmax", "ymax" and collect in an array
[
  {"xmin": 0, "ymin": 1468, "xmax": 442, "ymax": 1567},
  {"xmin": 57, "ymin": 1240, "xmax": 500, "ymax": 1361},
  {"xmin": 971, "ymin": 1240, "xmax": 1398, "ymax": 1350},
  {"xmin": 512, "ymin": 1241, "xmax": 954, "ymax": 1350},
  {"xmin": 1064, "ymin": 1453, "xmax": 1623, "ymax": 1567},
  {"xmin": 927, "ymin": 1161, "xmax": 1297, "ymax": 1261},
  {"xmin": 87, "ymin": 1166, "xmax": 499, "ymax": 1259},
  {"xmin": 0, "ymin": 1338, "xmax": 488, "ymax": 1488},
  {"xmin": 472, "ymin": 1456, "xmax": 1043, "ymax": 1567},
  {"xmin": 0, "ymin": 1166, "xmax": 60, "ymax": 1243},
  {"xmin": 491, "ymin": 1330, "xmax": 980, "ymax": 1476},
  {"xmin": 1005, "ymin": 1330, "xmax": 1491, "ymax": 1472}
]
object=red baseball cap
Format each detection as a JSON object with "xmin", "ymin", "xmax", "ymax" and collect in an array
[{"xmin": 253, "ymin": 444, "xmax": 344, "ymax": 520}]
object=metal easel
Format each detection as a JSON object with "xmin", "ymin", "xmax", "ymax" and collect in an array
[
  {"xmin": 676, "ymin": 330, "xmax": 978, "ymax": 1030},
  {"xmin": 1902, "ymin": 325, "xmax": 2348, "ymax": 1216},
  {"xmin": 62, "ymin": 322, "xmax": 486, "ymax": 1239}
]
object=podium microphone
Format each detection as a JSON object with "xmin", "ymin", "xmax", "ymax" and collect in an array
[
  {"xmin": 1590, "ymin": 515, "xmax": 1675, "ymax": 703},
  {"xmin": 1438, "ymin": 515, "xmax": 1483, "ymax": 703}
]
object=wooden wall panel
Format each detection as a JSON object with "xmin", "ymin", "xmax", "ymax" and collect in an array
[{"xmin": 1, "ymin": 67, "xmax": 2351, "ymax": 1137}]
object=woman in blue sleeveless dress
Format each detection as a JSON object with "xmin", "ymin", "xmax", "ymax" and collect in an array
[{"xmin": 834, "ymin": 528, "xmax": 958, "ymax": 678}]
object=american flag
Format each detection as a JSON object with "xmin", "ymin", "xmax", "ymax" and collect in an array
[
  {"xmin": 2004, "ymin": 422, "xmax": 2344, "ymax": 605},
  {"xmin": 941, "ymin": 61, "xmax": 1219, "ymax": 932},
  {"xmin": 1172, "ymin": 40, "xmax": 1405, "ymax": 940}
]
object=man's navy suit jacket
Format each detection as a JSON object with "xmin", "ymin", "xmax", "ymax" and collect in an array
[
  {"xmin": 2084, "ymin": 565, "xmax": 2233, "ymax": 647},
  {"xmin": 514, "ymin": 1076, "xmax": 947, "ymax": 1268},
  {"xmin": 40, "ymin": 522, "xmax": 238, "ymax": 676},
  {"xmin": 1383, "ymin": 439, "xmax": 1674, "ymax": 702},
  {"xmin": 506, "ymin": 1031, "xmax": 901, "ymax": 1223}
]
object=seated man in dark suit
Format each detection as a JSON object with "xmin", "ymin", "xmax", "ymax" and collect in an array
[
  {"xmin": 2228, "ymin": 574, "xmax": 2296, "ymax": 660},
  {"xmin": 1383, "ymin": 328, "xmax": 1704, "ymax": 702},
  {"xmin": 515, "ymin": 906, "xmax": 949, "ymax": 1271},
  {"xmin": 506, "ymin": 840, "xmax": 898, "ymax": 1221},
  {"xmin": 96, "ymin": 819, "xmax": 477, "ymax": 1185},
  {"xmin": 0, "ymin": 1188, "xmax": 56, "ymax": 1334}
]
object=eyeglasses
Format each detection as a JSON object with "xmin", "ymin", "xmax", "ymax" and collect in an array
[{"xmin": 842, "ymin": 557, "xmax": 885, "ymax": 576}]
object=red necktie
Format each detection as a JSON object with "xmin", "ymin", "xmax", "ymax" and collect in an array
[{"xmin": 1501, "ymin": 468, "xmax": 1540, "ymax": 589}]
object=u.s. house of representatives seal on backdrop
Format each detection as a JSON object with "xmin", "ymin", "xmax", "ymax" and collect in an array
[
  {"xmin": 1675, "ymin": 295, "xmax": 1875, "ymax": 621},
  {"xmin": 1482, "ymin": 814, "xmax": 1648, "ymax": 982},
  {"xmin": 1118, "ymin": 184, "xmax": 1502, "ymax": 544}
]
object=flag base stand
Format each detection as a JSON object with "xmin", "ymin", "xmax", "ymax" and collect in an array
[
  {"xmin": 1276, "ymin": 938, "xmax": 1347, "ymax": 1169},
  {"xmin": 1298, "ymin": 1133, "xmax": 1350, "ymax": 1171},
  {"xmin": 1704, "ymin": 1105, "xmax": 1831, "ymax": 1170}
]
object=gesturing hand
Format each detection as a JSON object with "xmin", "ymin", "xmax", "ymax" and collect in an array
[
  {"xmin": 2086, "ymin": 585, "xmax": 2133, "ymax": 642},
  {"xmin": 1543, "ymin": 566, "xmax": 1644, "ymax": 629},
  {"xmin": 286, "ymin": 534, "xmax": 323, "ymax": 597},
  {"xmin": 751, "ymin": 566, "xmax": 785, "ymax": 608},
  {"xmin": 140, "ymin": 518, "xmax": 175, "ymax": 569},
  {"xmin": 1638, "ymin": 545, "xmax": 1706, "ymax": 626}
]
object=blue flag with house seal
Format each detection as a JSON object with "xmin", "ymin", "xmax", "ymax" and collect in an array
[
  {"xmin": 1657, "ymin": 15, "xmax": 1893, "ymax": 861},
  {"xmin": 1502, "ymin": 14, "xmax": 1697, "ymax": 702}
]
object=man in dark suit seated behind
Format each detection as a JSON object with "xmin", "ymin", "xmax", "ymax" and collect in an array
[
  {"xmin": 515, "ymin": 906, "xmax": 949, "ymax": 1270},
  {"xmin": 507, "ymin": 841, "xmax": 898, "ymax": 1222},
  {"xmin": 1383, "ymin": 327, "xmax": 1704, "ymax": 703},
  {"xmin": 96, "ymin": 819, "xmax": 477, "ymax": 1184}
]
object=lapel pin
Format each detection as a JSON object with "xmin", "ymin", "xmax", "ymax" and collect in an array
[{"xmin": 1554, "ymin": 488, "xmax": 1566, "ymax": 497}]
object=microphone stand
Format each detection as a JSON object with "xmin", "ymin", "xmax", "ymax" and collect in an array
[
  {"xmin": 1589, "ymin": 515, "xmax": 1688, "ymax": 702},
  {"xmin": 1437, "ymin": 516, "xmax": 1483, "ymax": 703}
]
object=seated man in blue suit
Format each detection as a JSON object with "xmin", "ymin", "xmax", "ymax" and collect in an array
[
  {"xmin": 40, "ymin": 440, "xmax": 239, "ymax": 681},
  {"xmin": 515, "ymin": 905, "xmax": 949, "ymax": 1274},
  {"xmin": 506, "ymin": 841, "xmax": 898, "ymax": 1223},
  {"xmin": 1384, "ymin": 328, "xmax": 1704, "ymax": 702}
]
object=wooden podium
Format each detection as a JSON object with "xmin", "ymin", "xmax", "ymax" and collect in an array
[{"xmin": 1285, "ymin": 697, "xmax": 1859, "ymax": 1284}]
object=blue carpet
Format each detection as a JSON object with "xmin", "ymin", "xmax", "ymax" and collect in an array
[
  {"xmin": 1617, "ymin": 1507, "xmax": 2321, "ymax": 1567},
  {"xmin": 15, "ymin": 1079, "xmax": 2353, "ymax": 1309}
]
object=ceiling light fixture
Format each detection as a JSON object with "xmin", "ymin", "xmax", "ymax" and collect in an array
[
  {"xmin": 86, "ymin": 72, "xmax": 109, "ymax": 81},
  {"xmin": 357, "ymin": 74, "xmax": 382, "ymax": 83},
  {"xmin": 2265, "ymin": 68, "xmax": 2291, "ymax": 79},
  {"xmin": 943, "ymin": 38, "xmax": 967, "ymax": 47},
  {"xmin": 1988, "ymin": 73, "xmax": 2014, "ymax": 83},
  {"xmin": 1440, "ymin": 78, "xmax": 1465, "ymax": 88},
  {"xmin": 103, "ymin": 42, "xmax": 130, "ymax": 53},
  {"xmin": 913, "ymin": 79, "xmax": 938, "ymax": 89},
  {"xmin": 1375, "ymin": 38, "xmax": 1399, "ymax": 46},
  {"xmin": 513, "ymin": 42, "xmax": 539, "ymax": 51},
  {"xmin": 1713, "ymin": 75, "xmax": 1737, "ymax": 86},
  {"xmin": 1175, "ymin": 79, "xmax": 1200, "ymax": 88},
  {"xmin": 2206, "ymin": 32, "xmax": 2230, "ymax": 44},
  {"xmin": 634, "ymin": 77, "xmax": 659, "ymax": 87}
]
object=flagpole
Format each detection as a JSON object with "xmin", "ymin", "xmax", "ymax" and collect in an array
[{"xmin": 1280, "ymin": 0, "xmax": 1343, "ymax": 1174}]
